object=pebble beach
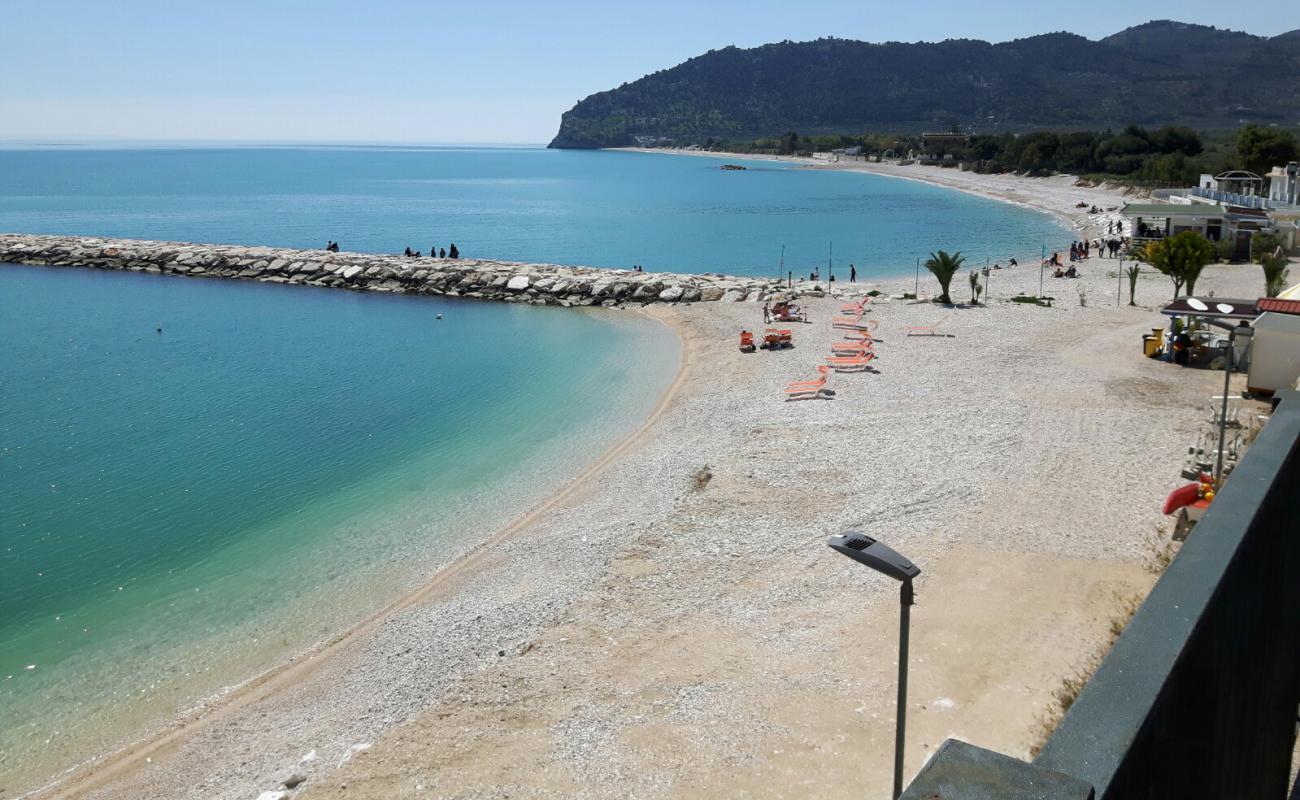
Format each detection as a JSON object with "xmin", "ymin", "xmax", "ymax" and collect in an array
[{"xmin": 20, "ymin": 173, "xmax": 1270, "ymax": 800}]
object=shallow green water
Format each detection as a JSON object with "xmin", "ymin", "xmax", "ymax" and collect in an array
[{"xmin": 0, "ymin": 264, "xmax": 678, "ymax": 789}]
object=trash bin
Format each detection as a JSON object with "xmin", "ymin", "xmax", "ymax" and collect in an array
[{"xmin": 1143, "ymin": 335, "xmax": 1161, "ymax": 357}]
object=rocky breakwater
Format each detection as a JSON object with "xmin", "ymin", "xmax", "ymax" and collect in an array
[{"xmin": 0, "ymin": 234, "xmax": 823, "ymax": 308}]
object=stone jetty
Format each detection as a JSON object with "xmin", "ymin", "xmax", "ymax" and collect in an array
[{"xmin": 0, "ymin": 234, "xmax": 845, "ymax": 308}]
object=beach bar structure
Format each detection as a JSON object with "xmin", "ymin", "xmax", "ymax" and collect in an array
[
  {"xmin": 898, "ymin": 392, "xmax": 1300, "ymax": 799},
  {"xmin": 1121, "ymin": 202, "xmax": 1273, "ymax": 260}
]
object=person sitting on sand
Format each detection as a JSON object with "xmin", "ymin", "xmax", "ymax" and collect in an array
[
  {"xmin": 1008, "ymin": 258, "xmax": 1017, "ymax": 267},
  {"xmin": 1054, "ymin": 267, "xmax": 1065, "ymax": 278},
  {"xmin": 1066, "ymin": 265, "xmax": 1078, "ymax": 278}
]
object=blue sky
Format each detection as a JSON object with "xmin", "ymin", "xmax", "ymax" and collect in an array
[{"xmin": 2, "ymin": 0, "xmax": 1293, "ymax": 143}]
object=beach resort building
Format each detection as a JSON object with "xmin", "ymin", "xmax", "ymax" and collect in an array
[{"xmin": 1132, "ymin": 164, "xmax": 1300, "ymax": 255}]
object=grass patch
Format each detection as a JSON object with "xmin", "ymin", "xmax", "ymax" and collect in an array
[{"xmin": 1010, "ymin": 294, "xmax": 1053, "ymax": 307}]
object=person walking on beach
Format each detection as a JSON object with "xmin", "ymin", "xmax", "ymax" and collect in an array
[{"xmin": 849, "ymin": 264, "xmax": 857, "ymax": 282}]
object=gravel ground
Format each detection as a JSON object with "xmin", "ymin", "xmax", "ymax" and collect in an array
[{"xmin": 27, "ymin": 184, "xmax": 1270, "ymax": 800}]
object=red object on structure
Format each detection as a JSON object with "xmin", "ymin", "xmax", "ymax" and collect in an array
[{"xmin": 1162, "ymin": 483, "xmax": 1202, "ymax": 515}]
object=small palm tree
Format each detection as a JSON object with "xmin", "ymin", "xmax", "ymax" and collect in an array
[
  {"xmin": 1125, "ymin": 264, "xmax": 1141, "ymax": 306},
  {"xmin": 968, "ymin": 270, "xmax": 984, "ymax": 304},
  {"xmin": 1261, "ymin": 253, "xmax": 1291, "ymax": 298},
  {"xmin": 925, "ymin": 250, "xmax": 965, "ymax": 304}
]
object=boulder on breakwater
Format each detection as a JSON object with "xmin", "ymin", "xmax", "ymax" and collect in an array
[{"xmin": 0, "ymin": 234, "xmax": 853, "ymax": 309}]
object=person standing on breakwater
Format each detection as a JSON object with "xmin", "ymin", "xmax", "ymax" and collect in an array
[
  {"xmin": 449, "ymin": 244, "xmax": 459, "ymax": 259},
  {"xmin": 849, "ymin": 264, "xmax": 857, "ymax": 283},
  {"xmin": 404, "ymin": 247, "xmax": 413, "ymax": 257},
  {"xmin": 439, "ymin": 247, "xmax": 446, "ymax": 258}
]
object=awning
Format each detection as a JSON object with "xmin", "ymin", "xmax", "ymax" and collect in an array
[
  {"xmin": 1256, "ymin": 297, "xmax": 1300, "ymax": 316},
  {"xmin": 1160, "ymin": 296, "xmax": 1258, "ymax": 320}
]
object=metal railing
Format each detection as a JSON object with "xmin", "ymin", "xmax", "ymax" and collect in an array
[{"xmin": 902, "ymin": 390, "xmax": 1300, "ymax": 799}]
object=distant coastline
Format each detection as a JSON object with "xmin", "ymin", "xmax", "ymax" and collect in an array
[{"xmin": 607, "ymin": 147, "xmax": 1143, "ymax": 243}]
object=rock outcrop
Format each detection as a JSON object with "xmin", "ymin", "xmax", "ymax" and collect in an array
[{"xmin": 0, "ymin": 234, "xmax": 849, "ymax": 308}]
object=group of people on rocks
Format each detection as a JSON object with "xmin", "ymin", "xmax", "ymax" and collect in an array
[
  {"xmin": 324, "ymin": 240, "xmax": 340, "ymax": 252},
  {"xmin": 403, "ymin": 244, "xmax": 459, "ymax": 259}
]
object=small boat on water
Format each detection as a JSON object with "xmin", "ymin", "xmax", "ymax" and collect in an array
[{"xmin": 720, "ymin": 164, "xmax": 747, "ymax": 171}]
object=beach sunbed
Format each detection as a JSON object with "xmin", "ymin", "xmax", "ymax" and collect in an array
[
  {"xmin": 825, "ymin": 353, "xmax": 876, "ymax": 371},
  {"xmin": 739, "ymin": 330, "xmax": 756, "ymax": 352},
  {"xmin": 832, "ymin": 315, "xmax": 877, "ymax": 330},
  {"xmin": 831, "ymin": 341, "xmax": 874, "ymax": 356},
  {"xmin": 840, "ymin": 297, "xmax": 872, "ymax": 314},
  {"xmin": 906, "ymin": 317, "xmax": 950, "ymax": 337},
  {"xmin": 785, "ymin": 365, "xmax": 830, "ymax": 397},
  {"xmin": 763, "ymin": 328, "xmax": 794, "ymax": 349}
]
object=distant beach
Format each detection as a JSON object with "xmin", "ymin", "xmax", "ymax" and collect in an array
[{"xmin": 612, "ymin": 146, "xmax": 1144, "ymax": 245}]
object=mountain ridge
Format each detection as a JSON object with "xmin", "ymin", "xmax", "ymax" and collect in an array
[{"xmin": 549, "ymin": 21, "xmax": 1300, "ymax": 149}]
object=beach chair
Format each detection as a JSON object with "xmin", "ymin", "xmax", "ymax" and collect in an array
[
  {"xmin": 825, "ymin": 353, "xmax": 876, "ymax": 372},
  {"xmin": 840, "ymin": 297, "xmax": 872, "ymax": 314},
  {"xmin": 831, "ymin": 340, "xmax": 874, "ymax": 356},
  {"xmin": 785, "ymin": 366, "xmax": 830, "ymax": 399},
  {"xmin": 839, "ymin": 330, "xmax": 877, "ymax": 345},
  {"xmin": 906, "ymin": 317, "xmax": 949, "ymax": 337},
  {"xmin": 740, "ymin": 330, "xmax": 756, "ymax": 352},
  {"xmin": 832, "ymin": 316, "xmax": 878, "ymax": 331},
  {"xmin": 763, "ymin": 328, "xmax": 794, "ymax": 349}
]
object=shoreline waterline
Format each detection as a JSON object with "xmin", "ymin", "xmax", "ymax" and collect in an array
[
  {"xmin": 607, "ymin": 147, "xmax": 1137, "ymax": 247},
  {"xmin": 23, "ymin": 301, "xmax": 690, "ymax": 800}
]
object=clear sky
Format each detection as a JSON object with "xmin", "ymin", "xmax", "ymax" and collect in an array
[{"xmin": 2, "ymin": 0, "xmax": 1293, "ymax": 144}]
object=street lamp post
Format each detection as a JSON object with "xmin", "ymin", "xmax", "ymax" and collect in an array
[{"xmin": 827, "ymin": 532, "xmax": 922, "ymax": 800}]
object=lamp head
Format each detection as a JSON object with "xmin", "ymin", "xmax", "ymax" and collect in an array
[{"xmin": 827, "ymin": 532, "xmax": 920, "ymax": 582}]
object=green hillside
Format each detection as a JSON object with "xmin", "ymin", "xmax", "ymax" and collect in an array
[{"xmin": 549, "ymin": 21, "xmax": 1300, "ymax": 149}]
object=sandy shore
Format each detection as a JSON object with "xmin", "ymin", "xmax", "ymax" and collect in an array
[
  {"xmin": 19, "ymin": 165, "xmax": 1265, "ymax": 800},
  {"xmin": 29, "ymin": 250, "xmax": 1266, "ymax": 799},
  {"xmin": 612, "ymin": 147, "xmax": 1147, "ymax": 247}
]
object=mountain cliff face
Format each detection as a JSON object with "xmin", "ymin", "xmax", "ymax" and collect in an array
[{"xmin": 549, "ymin": 21, "xmax": 1300, "ymax": 148}]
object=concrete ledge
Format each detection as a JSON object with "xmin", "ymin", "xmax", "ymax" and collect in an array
[{"xmin": 901, "ymin": 739, "xmax": 1094, "ymax": 800}]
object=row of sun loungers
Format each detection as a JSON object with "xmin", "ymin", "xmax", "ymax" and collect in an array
[{"xmin": 785, "ymin": 297, "xmax": 879, "ymax": 400}]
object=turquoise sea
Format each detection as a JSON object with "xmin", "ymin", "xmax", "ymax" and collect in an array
[
  {"xmin": 0, "ymin": 145, "xmax": 1068, "ymax": 791},
  {"xmin": 0, "ymin": 145, "xmax": 1070, "ymax": 277},
  {"xmin": 0, "ymin": 263, "xmax": 678, "ymax": 791}
]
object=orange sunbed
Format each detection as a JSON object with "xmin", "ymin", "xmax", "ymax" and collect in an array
[{"xmin": 825, "ymin": 353, "xmax": 876, "ymax": 371}]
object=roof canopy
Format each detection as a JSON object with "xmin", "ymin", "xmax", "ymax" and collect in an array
[
  {"xmin": 1122, "ymin": 203, "xmax": 1227, "ymax": 217},
  {"xmin": 1161, "ymin": 296, "xmax": 1258, "ymax": 320},
  {"xmin": 1257, "ymin": 298, "xmax": 1300, "ymax": 316},
  {"xmin": 1214, "ymin": 170, "xmax": 1263, "ymax": 183}
]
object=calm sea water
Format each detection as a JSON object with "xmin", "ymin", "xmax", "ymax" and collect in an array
[
  {"xmin": 0, "ymin": 145, "xmax": 1067, "ymax": 791},
  {"xmin": 0, "ymin": 145, "xmax": 1069, "ymax": 277},
  {"xmin": 0, "ymin": 263, "xmax": 678, "ymax": 790}
]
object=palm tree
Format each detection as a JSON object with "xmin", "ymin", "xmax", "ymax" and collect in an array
[
  {"xmin": 968, "ymin": 270, "xmax": 983, "ymax": 304},
  {"xmin": 1125, "ymin": 264, "xmax": 1141, "ymax": 306},
  {"xmin": 924, "ymin": 250, "xmax": 965, "ymax": 304},
  {"xmin": 1261, "ymin": 253, "xmax": 1291, "ymax": 298}
]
